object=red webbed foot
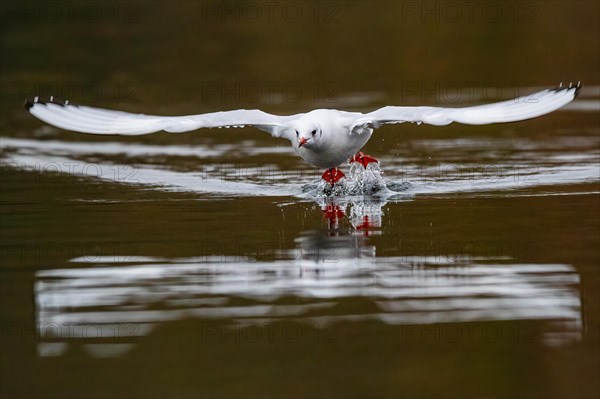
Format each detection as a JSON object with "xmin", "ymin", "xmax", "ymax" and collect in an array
[
  {"xmin": 322, "ymin": 168, "xmax": 345, "ymax": 186},
  {"xmin": 322, "ymin": 203, "xmax": 345, "ymax": 223},
  {"xmin": 349, "ymin": 152, "xmax": 378, "ymax": 169}
]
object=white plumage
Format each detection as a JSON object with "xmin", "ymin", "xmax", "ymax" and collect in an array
[{"xmin": 26, "ymin": 83, "xmax": 580, "ymax": 169}]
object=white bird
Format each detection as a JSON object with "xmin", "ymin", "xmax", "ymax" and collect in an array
[{"xmin": 26, "ymin": 83, "xmax": 581, "ymax": 185}]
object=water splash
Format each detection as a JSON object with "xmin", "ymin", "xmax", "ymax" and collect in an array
[{"xmin": 302, "ymin": 162, "xmax": 399, "ymax": 197}]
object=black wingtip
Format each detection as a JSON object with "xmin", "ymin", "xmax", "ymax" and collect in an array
[
  {"xmin": 24, "ymin": 96, "xmax": 76, "ymax": 111},
  {"xmin": 574, "ymin": 81, "xmax": 582, "ymax": 98},
  {"xmin": 551, "ymin": 81, "xmax": 583, "ymax": 98}
]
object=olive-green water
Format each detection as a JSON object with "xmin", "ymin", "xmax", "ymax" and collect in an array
[{"xmin": 1, "ymin": 1, "xmax": 599, "ymax": 398}]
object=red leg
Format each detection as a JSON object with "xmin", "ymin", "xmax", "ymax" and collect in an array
[
  {"xmin": 354, "ymin": 216, "xmax": 372, "ymax": 237},
  {"xmin": 322, "ymin": 203, "xmax": 345, "ymax": 230},
  {"xmin": 321, "ymin": 168, "xmax": 345, "ymax": 186},
  {"xmin": 349, "ymin": 151, "xmax": 378, "ymax": 169}
]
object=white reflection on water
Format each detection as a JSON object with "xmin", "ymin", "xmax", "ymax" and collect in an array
[
  {"xmin": 34, "ymin": 198, "xmax": 582, "ymax": 358},
  {"xmin": 2, "ymin": 135, "xmax": 599, "ymax": 198},
  {"xmin": 1, "ymin": 137, "xmax": 600, "ymax": 199}
]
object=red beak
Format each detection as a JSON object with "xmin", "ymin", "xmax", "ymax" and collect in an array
[{"xmin": 298, "ymin": 137, "xmax": 308, "ymax": 147}]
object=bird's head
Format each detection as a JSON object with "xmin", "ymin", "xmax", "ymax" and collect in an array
[{"xmin": 293, "ymin": 121, "xmax": 322, "ymax": 149}]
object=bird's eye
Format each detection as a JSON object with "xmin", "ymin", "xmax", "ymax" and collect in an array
[
  {"xmin": 296, "ymin": 130, "xmax": 299, "ymax": 137},
  {"xmin": 311, "ymin": 130, "xmax": 317, "ymax": 136}
]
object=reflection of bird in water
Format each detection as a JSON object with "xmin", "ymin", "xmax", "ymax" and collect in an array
[
  {"xmin": 26, "ymin": 84, "xmax": 580, "ymax": 186},
  {"xmin": 322, "ymin": 203, "xmax": 345, "ymax": 232},
  {"xmin": 319, "ymin": 198, "xmax": 386, "ymax": 237},
  {"xmin": 295, "ymin": 197, "xmax": 384, "ymax": 276}
]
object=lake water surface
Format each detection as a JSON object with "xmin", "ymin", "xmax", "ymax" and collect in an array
[{"xmin": 1, "ymin": 2, "xmax": 599, "ymax": 398}]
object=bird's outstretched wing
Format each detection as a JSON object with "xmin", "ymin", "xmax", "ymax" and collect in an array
[
  {"xmin": 352, "ymin": 83, "xmax": 581, "ymax": 131},
  {"xmin": 25, "ymin": 97, "xmax": 292, "ymax": 138}
]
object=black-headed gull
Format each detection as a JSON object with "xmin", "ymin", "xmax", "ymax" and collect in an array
[{"xmin": 26, "ymin": 83, "xmax": 581, "ymax": 185}]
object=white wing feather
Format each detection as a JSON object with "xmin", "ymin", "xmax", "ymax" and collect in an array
[
  {"xmin": 26, "ymin": 98, "xmax": 290, "ymax": 137},
  {"xmin": 352, "ymin": 85, "xmax": 580, "ymax": 131},
  {"xmin": 26, "ymin": 83, "xmax": 580, "ymax": 140}
]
